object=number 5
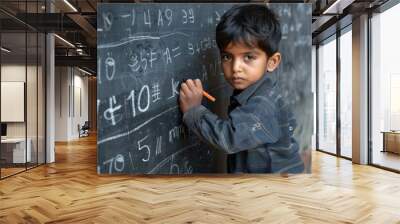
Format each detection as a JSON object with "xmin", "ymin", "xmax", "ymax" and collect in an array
[{"xmin": 138, "ymin": 135, "xmax": 150, "ymax": 162}]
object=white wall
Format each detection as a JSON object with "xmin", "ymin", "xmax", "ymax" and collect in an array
[
  {"xmin": 72, "ymin": 72, "xmax": 89, "ymax": 138},
  {"xmin": 55, "ymin": 67, "xmax": 89, "ymax": 141},
  {"xmin": 55, "ymin": 67, "xmax": 69, "ymax": 141}
]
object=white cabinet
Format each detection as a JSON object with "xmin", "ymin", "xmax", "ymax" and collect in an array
[{"xmin": 1, "ymin": 138, "xmax": 31, "ymax": 163}]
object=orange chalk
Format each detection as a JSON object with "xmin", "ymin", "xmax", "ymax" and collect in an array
[{"xmin": 202, "ymin": 90, "xmax": 216, "ymax": 102}]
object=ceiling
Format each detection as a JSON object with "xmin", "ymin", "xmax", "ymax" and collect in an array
[{"xmin": 0, "ymin": 0, "xmax": 393, "ymax": 75}]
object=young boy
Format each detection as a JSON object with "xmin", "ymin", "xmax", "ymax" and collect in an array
[{"xmin": 179, "ymin": 4, "xmax": 304, "ymax": 173}]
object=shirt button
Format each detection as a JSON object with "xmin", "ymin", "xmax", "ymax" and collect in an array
[{"xmin": 252, "ymin": 123, "xmax": 262, "ymax": 131}]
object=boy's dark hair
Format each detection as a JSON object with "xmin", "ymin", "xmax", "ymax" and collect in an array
[{"xmin": 216, "ymin": 4, "xmax": 281, "ymax": 57}]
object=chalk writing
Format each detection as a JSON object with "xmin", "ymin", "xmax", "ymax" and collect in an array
[
  {"xmin": 151, "ymin": 82, "xmax": 161, "ymax": 102},
  {"xmin": 182, "ymin": 8, "xmax": 195, "ymax": 24},
  {"xmin": 103, "ymin": 154, "xmax": 125, "ymax": 174},
  {"xmin": 144, "ymin": 9, "xmax": 151, "ymax": 28},
  {"xmin": 138, "ymin": 135, "xmax": 151, "ymax": 162},
  {"xmin": 103, "ymin": 12, "xmax": 113, "ymax": 31},
  {"xmin": 168, "ymin": 78, "xmax": 180, "ymax": 99},
  {"xmin": 105, "ymin": 55, "xmax": 116, "ymax": 81},
  {"xmin": 103, "ymin": 96, "xmax": 122, "ymax": 126},
  {"xmin": 169, "ymin": 125, "xmax": 186, "ymax": 143},
  {"xmin": 156, "ymin": 136, "xmax": 162, "ymax": 156},
  {"xmin": 126, "ymin": 85, "xmax": 150, "ymax": 118}
]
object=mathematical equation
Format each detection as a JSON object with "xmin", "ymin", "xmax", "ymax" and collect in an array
[
  {"xmin": 97, "ymin": 37, "xmax": 220, "ymax": 84},
  {"xmin": 99, "ymin": 7, "xmax": 225, "ymax": 33},
  {"xmin": 100, "ymin": 125, "xmax": 195, "ymax": 174}
]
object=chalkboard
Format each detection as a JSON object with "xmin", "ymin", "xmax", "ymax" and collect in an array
[{"xmin": 97, "ymin": 3, "xmax": 312, "ymax": 174}]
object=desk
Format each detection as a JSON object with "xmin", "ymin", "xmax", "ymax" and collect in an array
[
  {"xmin": 381, "ymin": 131, "xmax": 400, "ymax": 154},
  {"xmin": 1, "ymin": 138, "xmax": 31, "ymax": 163}
]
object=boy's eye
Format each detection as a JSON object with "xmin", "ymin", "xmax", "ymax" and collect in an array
[
  {"xmin": 221, "ymin": 54, "xmax": 232, "ymax": 61},
  {"xmin": 244, "ymin": 54, "xmax": 255, "ymax": 61}
]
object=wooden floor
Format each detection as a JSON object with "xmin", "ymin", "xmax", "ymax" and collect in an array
[
  {"xmin": 1, "ymin": 135, "xmax": 400, "ymax": 223},
  {"xmin": 372, "ymin": 150, "xmax": 400, "ymax": 171},
  {"xmin": 0, "ymin": 167, "xmax": 26, "ymax": 178}
]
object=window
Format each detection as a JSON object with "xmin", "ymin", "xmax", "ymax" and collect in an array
[
  {"xmin": 371, "ymin": 2, "xmax": 400, "ymax": 171},
  {"xmin": 0, "ymin": 1, "xmax": 46, "ymax": 179},
  {"xmin": 317, "ymin": 36, "xmax": 337, "ymax": 154},
  {"xmin": 339, "ymin": 28, "xmax": 352, "ymax": 158}
]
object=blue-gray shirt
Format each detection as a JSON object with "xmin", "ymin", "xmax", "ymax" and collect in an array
[{"xmin": 183, "ymin": 74, "xmax": 304, "ymax": 173}]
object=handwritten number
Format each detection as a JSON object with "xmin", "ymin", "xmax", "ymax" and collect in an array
[{"xmin": 138, "ymin": 136, "xmax": 151, "ymax": 162}]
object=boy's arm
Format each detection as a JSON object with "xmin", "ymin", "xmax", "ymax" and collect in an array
[{"xmin": 183, "ymin": 96, "xmax": 281, "ymax": 154}]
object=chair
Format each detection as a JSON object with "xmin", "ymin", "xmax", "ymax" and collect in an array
[{"xmin": 78, "ymin": 121, "xmax": 90, "ymax": 138}]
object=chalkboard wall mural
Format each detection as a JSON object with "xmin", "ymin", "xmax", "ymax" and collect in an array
[{"xmin": 97, "ymin": 3, "xmax": 312, "ymax": 174}]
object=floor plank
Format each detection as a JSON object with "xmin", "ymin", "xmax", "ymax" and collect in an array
[{"xmin": 1, "ymin": 134, "xmax": 400, "ymax": 223}]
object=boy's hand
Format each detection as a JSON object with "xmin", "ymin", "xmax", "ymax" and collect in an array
[{"xmin": 179, "ymin": 79, "xmax": 203, "ymax": 114}]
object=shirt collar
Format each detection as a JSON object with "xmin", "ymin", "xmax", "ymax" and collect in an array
[{"xmin": 232, "ymin": 73, "xmax": 275, "ymax": 105}]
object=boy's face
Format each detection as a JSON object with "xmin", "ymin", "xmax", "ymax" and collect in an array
[{"xmin": 220, "ymin": 42, "xmax": 268, "ymax": 90}]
